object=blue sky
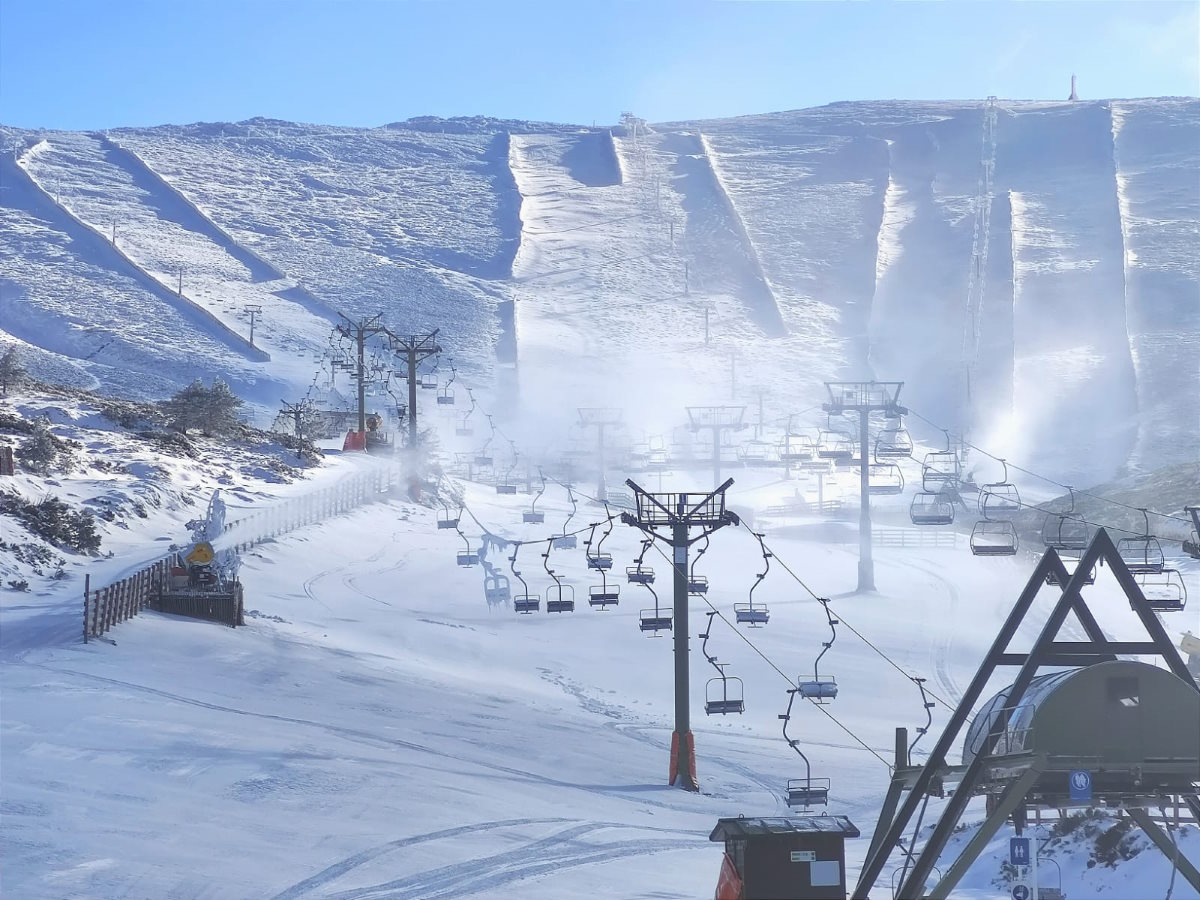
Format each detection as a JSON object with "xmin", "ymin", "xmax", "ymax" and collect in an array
[{"xmin": 1, "ymin": 1, "xmax": 1196, "ymax": 129}]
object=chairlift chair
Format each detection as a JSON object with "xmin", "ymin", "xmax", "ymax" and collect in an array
[
  {"xmin": 419, "ymin": 374, "xmax": 437, "ymax": 391},
  {"xmin": 1135, "ymin": 570, "xmax": 1187, "ymax": 612},
  {"xmin": 910, "ymin": 492, "xmax": 955, "ymax": 526},
  {"xmin": 868, "ymin": 463, "xmax": 905, "ymax": 496},
  {"xmin": 734, "ymin": 603, "xmax": 770, "ymax": 627},
  {"xmin": 626, "ymin": 565, "xmax": 655, "ymax": 585},
  {"xmin": 437, "ymin": 386, "xmax": 455, "ymax": 406},
  {"xmin": 1045, "ymin": 558, "xmax": 1097, "ymax": 587},
  {"xmin": 456, "ymin": 531, "xmax": 480, "ymax": 567},
  {"xmin": 874, "ymin": 424, "xmax": 913, "ymax": 461},
  {"xmin": 542, "ymin": 542, "xmax": 575, "ymax": 613},
  {"xmin": 588, "ymin": 582, "xmax": 620, "ymax": 608},
  {"xmin": 979, "ymin": 460, "xmax": 1021, "ymax": 519},
  {"xmin": 508, "ymin": 544, "xmax": 536, "ymax": 613},
  {"xmin": 738, "ymin": 440, "xmax": 773, "ymax": 467},
  {"xmin": 688, "ymin": 575, "xmax": 710, "ymax": 594},
  {"xmin": 705, "ymin": 671, "xmax": 745, "ymax": 715},
  {"xmin": 546, "ymin": 584, "xmax": 576, "ymax": 613},
  {"xmin": 484, "ymin": 572, "xmax": 511, "ymax": 605},
  {"xmin": 639, "ymin": 608, "xmax": 672, "ymax": 633},
  {"xmin": 786, "ymin": 777, "xmax": 831, "ymax": 809},
  {"xmin": 523, "ymin": 469, "xmax": 547, "ymax": 523},
  {"xmin": 817, "ymin": 429, "xmax": 855, "ymax": 462},
  {"xmin": 779, "ymin": 684, "xmax": 829, "ymax": 808},
  {"xmin": 496, "ymin": 481, "xmax": 518, "ymax": 495},
  {"xmin": 921, "ymin": 431, "xmax": 961, "ymax": 492},
  {"xmin": 1116, "ymin": 509, "xmax": 1166, "ymax": 574},
  {"xmin": 778, "ymin": 433, "xmax": 815, "ymax": 465},
  {"xmin": 586, "ymin": 552, "xmax": 613, "ymax": 570},
  {"xmin": 798, "ymin": 677, "xmax": 838, "ymax": 701},
  {"xmin": 437, "ymin": 505, "xmax": 461, "ymax": 530},
  {"xmin": 1042, "ymin": 489, "xmax": 1092, "ymax": 557},
  {"xmin": 970, "ymin": 520, "xmax": 1018, "ymax": 557},
  {"xmin": 553, "ymin": 534, "xmax": 577, "ymax": 550}
]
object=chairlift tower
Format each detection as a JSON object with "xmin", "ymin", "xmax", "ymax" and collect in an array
[
  {"xmin": 822, "ymin": 382, "xmax": 906, "ymax": 593},
  {"xmin": 389, "ymin": 330, "xmax": 442, "ymax": 447},
  {"xmin": 335, "ymin": 313, "xmax": 390, "ymax": 435},
  {"xmin": 621, "ymin": 478, "xmax": 740, "ymax": 792},
  {"xmin": 687, "ymin": 405, "xmax": 747, "ymax": 488},
  {"xmin": 577, "ymin": 407, "xmax": 623, "ymax": 502}
]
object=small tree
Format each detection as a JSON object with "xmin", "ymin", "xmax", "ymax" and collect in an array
[
  {"xmin": 0, "ymin": 346, "xmax": 24, "ymax": 396},
  {"xmin": 161, "ymin": 378, "xmax": 244, "ymax": 437},
  {"xmin": 18, "ymin": 417, "xmax": 57, "ymax": 473}
]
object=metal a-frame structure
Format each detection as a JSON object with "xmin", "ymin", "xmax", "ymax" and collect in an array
[{"xmin": 854, "ymin": 529, "xmax": 1200, "ymax": 899}]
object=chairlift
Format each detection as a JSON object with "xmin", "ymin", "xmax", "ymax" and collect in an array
[
  {"xmin": 816, "ymin": 427, "xmax": 855, "ymax": 462},
  {"xmin": 874, "ymin": 422, "xmax": 913, "ymax": 461},
  {"xmin": 633, "ymin": 538, "xmax": 671, "ymax": 634},
  {"xmin": 1045, "ymin": 559, "xmax": 1097, "ymax": 587},
  {"xmin": 797, "ymin": 598, "xmax": 839, "ymax": 702},
  {"xmin": 735, "ymin": 531, "xmax": 772, "ymax": 627},
  {"xmin": 738, "ymin": 439, "xmax": 773, "ymax": 467},
  {"xmin": 970, "ymin": 520, "xmax": 1018, "ymax": 557},
  {"xmin": 1184, "ymin": 506, "xmax": 1200, "ymax": 559},
  {"xmin": 542, "ymin": 541, "xmax": 575, "ymax": 613},
  {"xmin": 523, "ymin": 468, "xmax": 546, "ymax": 523},
  {"xmin": 456, "ymin": 389, "xmax": 477, "ymax": 436},
  {"xmin": 910, "ymin": 492, "xmax": 955, "ymax": 526},
  {"xmin": 437, "ymin": 385, "xmax": 455, "ymax": 406},
  {"xmin": 1041, "ymin": 487, "xmax": 1092, "ymax": 556},
  {"xmin": 456, "ymin": 530, "xmax": 480, "ymax": 567},
  {"xmin": 553, "ymin": 484, "xmax": 579, "ymax": 550},
  {"xmin": 922, "ymin": 430, "xmax": 961, "ymax": 492},
  {"xmin": 779, "ymin": 685, "xmax": 829, "ymax": 808},
  {"xmin": 496, "ymin": 442, "xmax": 519, "ymax": 495},
  {"xmin": 437, "ymin": 503, "xmax": 461, "ymax": 530},
  {"xmin": 484, "ymin": 571, "xmax": 511, "ymax": 606},
  {"xmin": 626, "ymin": 538, "xmax": 656, "ymax": 584},
  {"xmin": 507, "ymin": 543, "xmax": 538, "ymax": 613},
  {"xmin": 979, "ymin": 459, "xmax": 1021, "ymax": 520},
  {"xmin": 778, "ymin": 431, "xmax": 815, "ymax": 465},
  {"xmin": 868, "ymin": 463, "xmax": 905, "ymax": 496},
  {"xmin": 586, "ymin": 510, "xmax": 620, "ymax": 608},
  {"xmin": 701, "ymin": 612, "xmax": 744, "ymax": 715},
  {"xmin": 1135, "ymin": 569, "xmax": 1187, "ymax": 612},
  {"xmin": 689, "ymin": 533, "xmax": 711, "ymax": 594},
  {"xmin": 1116, "ymin": 509, "xmax": 1165, "ymax": 574}
]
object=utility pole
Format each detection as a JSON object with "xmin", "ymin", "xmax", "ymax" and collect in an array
[
  {"xmin": 755, "ymin": 389, "xmax": 765, "ymax": 439},
  {"xmin": 687, "ymin": 406, "xmax": 747, "ymax": 488},
  {"xmin": 389, "ymin": 330, "xmax": 442, "ymax": 448},
  {"xmin": 577, "ymin": 408, "xmax": 623, "ymax": 502},
  {"xmin": 335, "ymin": 312, "xmax": 389, "ymax": 436},
  {"xmin": 699, "ymin": 301, "xmax": 714, "ymax": 344},
  {"xmin": 822, "ymin": 382, "xmax": 906, "ymax": 593},
  {"xmin": 245, "ymin": 304, "xmax": 263, "ymax": 347},
  {"xmin": 622, "ymin": 478, "xmax": 739, "ymax": 792}
]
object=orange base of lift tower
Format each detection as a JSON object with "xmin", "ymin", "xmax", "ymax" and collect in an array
[
  {"xmin": 343, "ymin": 430, "xmax": 366, "ymax": 451},
  {"xmin": 669, "ymin": 730, "xmax": 698, "ymax": 790},
  {"xmin": 715, "ymin": 852, "xmax": 744, "ymax": 900}
]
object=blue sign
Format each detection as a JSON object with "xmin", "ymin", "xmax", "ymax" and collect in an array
[
  {"xmin": 1011, "ymin": 885, "xmax": 1030, "ymax": 900},
  {"xmin": 1010, "ymin": 837, "xmax": 1031, "ymax": 866},
  {"xmin": 1069, "ymin": 769, "xmax": 1093, "ymax": 802}
]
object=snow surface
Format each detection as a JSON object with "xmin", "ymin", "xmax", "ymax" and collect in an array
[
  {"xmin": 3, "ymin": 416, "xmax": 1198, "ymax": 897},
  {"xmin": 4, "ymin": 98, "xmax": 1196, "ymax": 480}
]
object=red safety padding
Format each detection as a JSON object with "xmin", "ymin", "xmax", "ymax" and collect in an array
[
  {"xmin": 715, "ymin": 851, "xmax": 743, "ymax": 900},
  {"xmin": 343, "ymin": 430, "xmax": 366, "ymax": 451}
]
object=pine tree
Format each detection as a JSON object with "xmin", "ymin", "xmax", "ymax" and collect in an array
[
  {"xmin": 0, "ymin": 346, "xmax": 25, "ymax": 396},
  {"xmin": 161, "ymin": 378, "xmax": 244, "ymax": 437}
]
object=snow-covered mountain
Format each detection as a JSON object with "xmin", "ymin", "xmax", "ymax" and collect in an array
[{"xmin": 2, "ymin": 98, "xmax": 1197, "ymax": 480}]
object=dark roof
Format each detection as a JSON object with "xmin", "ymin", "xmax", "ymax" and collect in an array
[{"xmin": 710, "ymin": 816, "xmax": 860, "ymax": 842}]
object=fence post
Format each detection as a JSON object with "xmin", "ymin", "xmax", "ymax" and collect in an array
[{"xmin": 83, "ymin": 573, "xmax": 91, "ymax": 642}]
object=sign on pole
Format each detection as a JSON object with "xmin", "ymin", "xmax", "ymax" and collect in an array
[
  {"xmin": 1010, "ymin": 837, "xmax": 1031, "ymax": 867},
  {"xmin": 1011, "ymin": 885, "xmax": 1030, "ymax": 900}
]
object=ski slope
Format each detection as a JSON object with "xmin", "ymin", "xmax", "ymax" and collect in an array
[{"xmin": 3, "ymin": 421, "xmax": 1198, "ymax": 898}]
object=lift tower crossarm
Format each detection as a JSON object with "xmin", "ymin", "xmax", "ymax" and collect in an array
[
  {"xmin": 621, "ymin": 478, "xmax": 739, "ymax": 793},
  {"xmin": 821, "ymin": 381, "xmax": 905, "ymax": 593}
]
